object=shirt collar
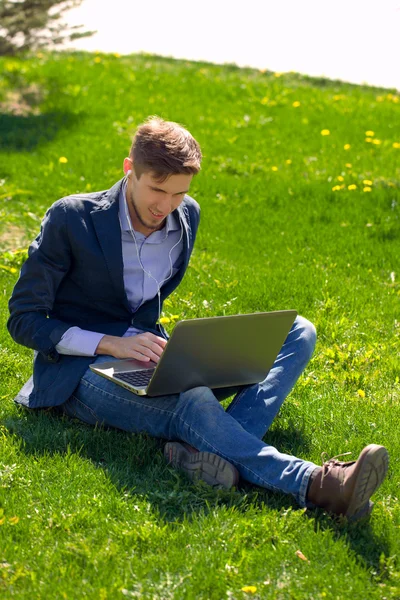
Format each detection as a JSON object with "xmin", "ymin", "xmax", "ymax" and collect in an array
[{"xmin": 119, "ymin": 180, "xmax": 181, "ymax": 238}]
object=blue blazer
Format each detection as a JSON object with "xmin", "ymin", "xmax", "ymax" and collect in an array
[{"xmin": 8, "ymin": 178, "xmax": 200, "ymax": 408}]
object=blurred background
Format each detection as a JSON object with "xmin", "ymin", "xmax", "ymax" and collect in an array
[{"xmin": 64, "ymin": 0, "xmax": 400, "ymax": 90}]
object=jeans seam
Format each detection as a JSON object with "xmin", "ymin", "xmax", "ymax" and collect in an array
[
  {"xmin": 226, "ymin": 386, "xmax": 248, "ymax": 413},
  {"xmin": 69, "ymin": 393, "xmax": 101, "ymax": 422}
]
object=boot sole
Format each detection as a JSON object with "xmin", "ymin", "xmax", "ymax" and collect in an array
[
  {"xmin": 164, "ymin": 442, "xmax": 239, "ymax": 489},
  {"xmin": 345, "ymin": 444, "xmax": 389, "ymax": 520}
]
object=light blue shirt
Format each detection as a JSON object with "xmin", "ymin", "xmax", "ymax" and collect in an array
[{"xmin": 55, "ymin": 181, "xmax": 184, "ymax": 356}]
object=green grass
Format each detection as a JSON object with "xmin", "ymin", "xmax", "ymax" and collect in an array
[{"xmin": 0, "ymin": 50, "xmax": 399, "ymax": 599}]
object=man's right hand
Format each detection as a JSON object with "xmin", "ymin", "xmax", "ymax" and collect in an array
[{"xmin": 95, "ymin": 332, "xmax": 167, "ymax": 363}]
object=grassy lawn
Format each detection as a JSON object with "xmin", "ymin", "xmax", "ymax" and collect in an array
[{"xmin": 0, "ymin": 51, "xmax": 399, "ymax": 599}]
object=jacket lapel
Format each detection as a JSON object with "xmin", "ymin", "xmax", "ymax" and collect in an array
[{"xmin": 90, "ymin": 179, "xmax": 131, "ymax": 312}]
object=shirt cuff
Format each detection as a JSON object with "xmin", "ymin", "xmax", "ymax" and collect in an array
[{"xmin": 55, "ymin": 327, "xmax": 105, "ymax": 356}]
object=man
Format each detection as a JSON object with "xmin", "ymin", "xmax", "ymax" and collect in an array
[{"xmin": 8, "ymin": 116, "xmax": 389, "ymax": 521}]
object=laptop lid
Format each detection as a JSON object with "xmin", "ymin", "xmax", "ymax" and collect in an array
[{"xmin": 90, "ymin": 310, "xmax": 297, "ymax": 397}]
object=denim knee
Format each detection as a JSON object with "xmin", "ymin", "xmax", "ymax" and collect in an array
[
  {"xmin": 295, "ymin": 316, "xmax": 317, "ymax": 360},
  {"xmin": 171, "ymin": 386, "xmax": 225, "ymax": 439}
]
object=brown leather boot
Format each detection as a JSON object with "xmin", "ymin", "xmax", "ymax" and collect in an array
[{"xmin": 307, "ymin": 444, "xmax": 389, "ymax": 520}]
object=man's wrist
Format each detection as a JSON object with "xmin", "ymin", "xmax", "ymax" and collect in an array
[{"xmin": 95, "ymin": 334, "xmax": 118, "ymax": 355}]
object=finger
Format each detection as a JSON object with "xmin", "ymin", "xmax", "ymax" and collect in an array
[
  {"xmin": 140, "ymin": 333, "xmax": 167, "ymax": 348},
  {"xmin": 137, "ymin": 339, "xmax": 165, "ymax": 358}
]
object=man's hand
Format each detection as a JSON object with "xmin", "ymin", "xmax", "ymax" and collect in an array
[{"xmin": 96, "ymin": 332, "xmax": 167, "ymax": 363}]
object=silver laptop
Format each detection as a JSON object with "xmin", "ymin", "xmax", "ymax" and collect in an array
[{"xmin": 90, "ymin": 310, "xmax": 297, "ymax": 397}]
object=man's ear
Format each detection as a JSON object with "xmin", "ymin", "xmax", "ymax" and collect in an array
[{"xmin": 123, "ymin": 157, "xmax": 133, "ymax": 176}]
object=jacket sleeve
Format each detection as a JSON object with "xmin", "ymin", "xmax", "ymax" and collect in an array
[{"xmin": 7, "ymin": 199, "xmax": 73, "ymax": 363}]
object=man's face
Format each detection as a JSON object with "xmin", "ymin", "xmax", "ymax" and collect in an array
[{"xmin": 126, "ymin": 169, "xmax": 193, "ymax": 236}]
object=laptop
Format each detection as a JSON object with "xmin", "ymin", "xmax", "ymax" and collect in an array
[{"xmin": 90, "ymin": 310, "xmax": 297, "ymax": 397}]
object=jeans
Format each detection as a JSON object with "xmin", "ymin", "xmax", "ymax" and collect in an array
[{"xmin": 60, "ymin": 316, "xmax": 319, "ymax": 507}]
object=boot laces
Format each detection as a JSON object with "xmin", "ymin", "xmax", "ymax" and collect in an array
[{"xmin": 320, "ymin": 451, "xmax": 352, "ymax": 489}]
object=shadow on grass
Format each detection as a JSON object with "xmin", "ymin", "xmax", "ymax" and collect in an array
[
  {"xmin": 0, "ymin": 111, "xmax": 83, "ymax": 152},
  {"xmin": 4, "ymin": 405, "xmax": 392, "ymax": 580}
]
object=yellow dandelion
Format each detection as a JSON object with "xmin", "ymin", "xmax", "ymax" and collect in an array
[
  {"xmin": 357, "ymin": 389, "xmax": 366, "ymax": 398},
  {"xmin": 159, "ymin": 317, "xmax": 170, "ymax": 324},
  {"xmin": 9, "ymin": 516, "xmax": 19, "ymax": 524},
  {"xmin": 348, "ymin": 184, "xmax": 357, "ymax": 190},
  {"xmin": 363, "ymin": 180, "xmax": 372, "ymax": 185},
  {"xmin": 94, "ymin": 56, "xmax": 102, "ymax": 63},
  {"xmin": 365, "ymin": 138, "xmax": 372, "ymax": 143},
  {"xmin": 365, "ymin": 130, "xmax": 375, "ymax": 137},
  {"xmin": 59, "ymin": 156, "xmax": 68, "ymax": 163},
  {"xmin": 321, "ymin": 129, "xmax": 330, "ymax": 136},
  {"xmin": 285, "ymin": 159, "xmax": 292, "ymax": 165},
  {"xmin": 271, "ymin": 166, "xmax": 278, "ymax": 171},
  {"xmin": 344, "ymin": 144, "xmax": 351, "ymax": 150},
  {"xmin": 337, "ymin": 176, "xmax": 344, "ymax": 182},
  {"xmin": 392, "ymin": 96, "xmax": 399, "ymax": 103},
  {"xmin": 274, "ymin": 72, "xmax": 282, "ymax": 77},
  {"xmin": 260, "ymin": 96, "xmax": 269, "ymax": 105},
  {"xmin": 372, "ymin": 139, "xmax": 382, "ymax": 145},
  {"xmin": 363, "ymin": 187, "xmax": 372, "ymax": 192},
  {"xmin": 241, "ymin": 586, "xmax": 257, "ymax": 594},
  {"xmin": 292, "ymin": 101, "xmax": 301, "ymax": 107},
  {"xmin": 345, "ymin": 163, "xmax": 352, "ymax": 168},
  {"xmin": 171, "ymin": 315, "xmax": 180, "ymax": 320},
  {"xmin": 332, "ymin": 185, "xmax": 342, "ymax": 191},
  {"xmin": 386, "ymin": 94, "xmax": 393, "ymax": 100},
  {"xmin": 392, "ymin": 142, "xmax": 400, "ymax": 149}
]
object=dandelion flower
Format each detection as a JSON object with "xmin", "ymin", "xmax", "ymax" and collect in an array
[
  {"xmin": 348, "ymin": 184, "xmax": 357, "ymax": 190},
  {"xmin": 261, "ymin": 96, "xmax": 269, "ymax": 105},
  {"xmin": 241, "ymin": 586, "xmax": 257, "ymax": 594},
  {"xmin": 274, "ymin": 72, "xmax": 282, "ymax": 77},
  {"xmin": 332, "ymin": 185, "xmax": 342, "ymax": 191},
  {"xmin": 365, "ymin": 138, "xmax": 372, "ymax": 143},
  {"xmin": 292, "ymin": 101, "xmax": 301, "ymax": 107},
  {"xmin": 365, "ymin": 130, "xmax": 375, "ymax": 137},
  {"xmin": 363, "ymin": 187, "xmax": 372, "ymax": 192},
  {"xmin": 337, "ymin": 176, "xmax": 344, "ymax": 182},
  {"xmin": 271, "ymin": 166, "xmax": 278, "ymax": 171},
  {"xmin": 357, "ymin": 389, "xmax": 366, "ymax": 398},
  {"xmin": 159, "ymin": 317, "xmax": 170, "ymax": 324},
  {"xmin": 285, "ymin": 159, "xmax": 292, "ymax": 164},
  {"xmin": 321, "ymin": 129, "xmax": 330, "ymax": 136},
  {"xmin": 345, "ymin": 163, "xmax": 352, "ymax": 168},
  {"xmin": 372, "ymin": 139, "xmax": 382, "ymax": 145},
  {"xmin": 392, "ymin": 142, "xmax": 400, "ymax": 149},
  {"xmin": 59, "ymin": 157, "xmax": 68, "ymax": 163},
  {"xmin": 363, "ymin": 180, "xmax": 373, "ymax": 185},
  {"xmin": 344, "ymin": 144, "xmax": 351, "ymax": 150}
]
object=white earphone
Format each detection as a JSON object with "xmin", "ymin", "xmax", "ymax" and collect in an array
[{"xmin": 120, "ymin": 179, "xmax": 183, "ymax": 340}]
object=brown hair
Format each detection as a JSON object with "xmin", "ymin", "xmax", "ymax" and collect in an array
[{"xmin": 129, "ymin": 116, "xmax": 202, "ymax": 182}]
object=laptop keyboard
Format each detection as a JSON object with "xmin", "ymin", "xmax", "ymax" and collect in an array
[{"xmin": 114, "ymin": 369, "xmax": 155, "ymax": 387}]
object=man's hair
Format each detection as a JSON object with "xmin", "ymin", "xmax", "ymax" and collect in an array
[{"xmin": 129, "ymin": 116, "xmax": 202, "ymax": 182}]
